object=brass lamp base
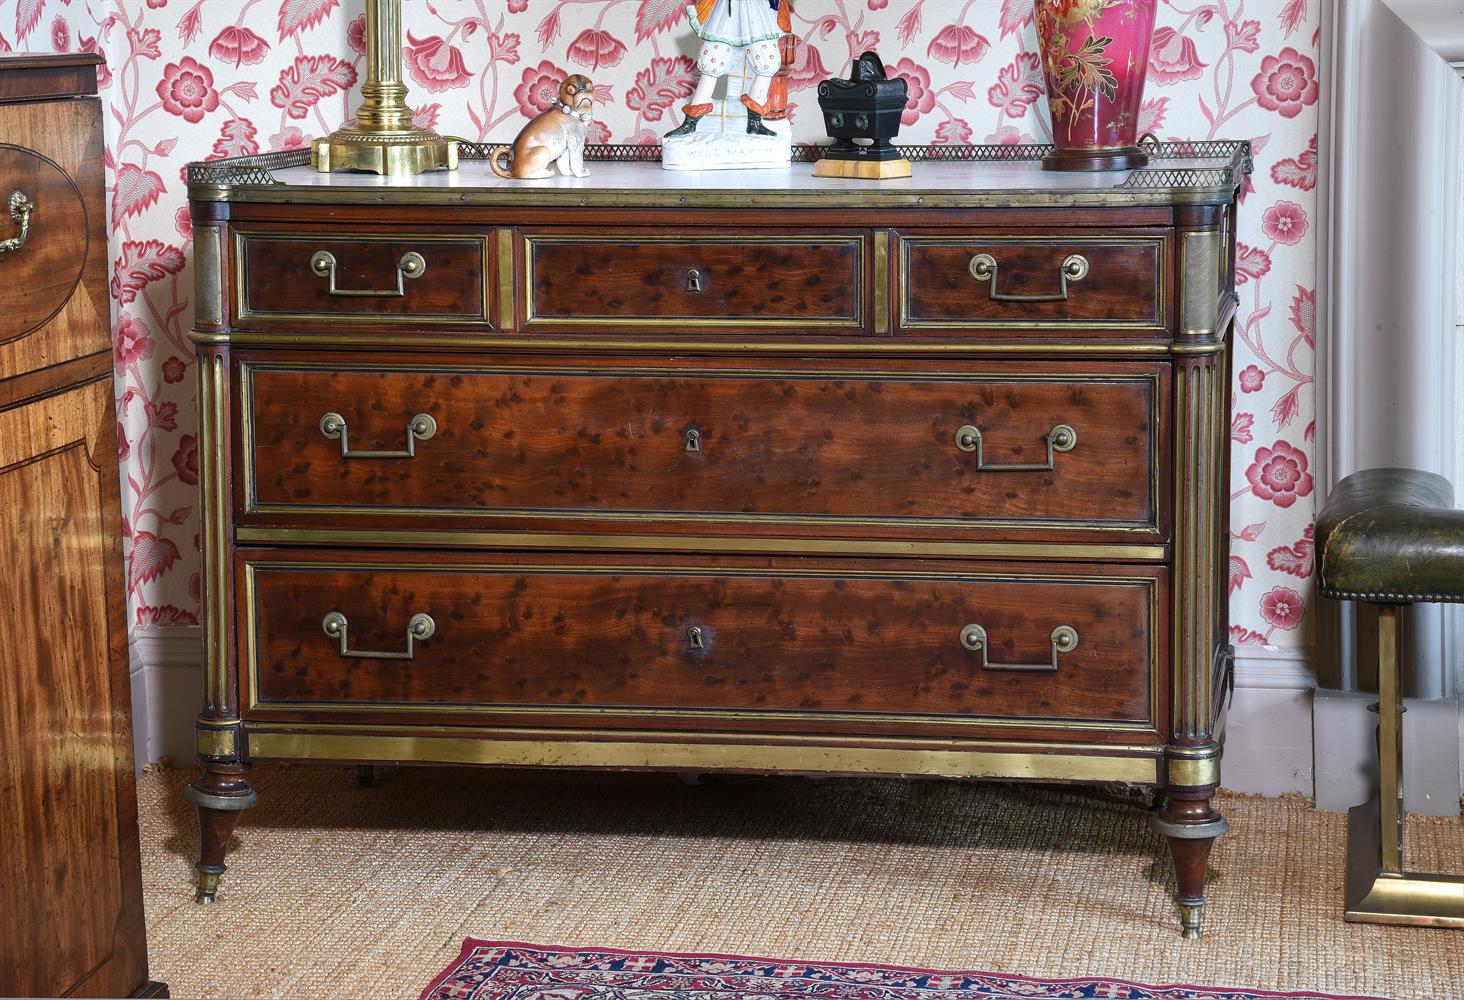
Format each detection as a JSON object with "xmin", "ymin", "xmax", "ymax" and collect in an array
[{"xmin": 311, "ymin": 126, "xmax": 458, "ymax": 175}]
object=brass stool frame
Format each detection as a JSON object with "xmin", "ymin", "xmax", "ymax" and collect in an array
[
  {"xmin": 1343, "ymin": 603, "xmax": 1464, "ymax": 926},
  {"xmin": 1317, "ymin": 468, "xmax": 1464, "ymax": 927}
]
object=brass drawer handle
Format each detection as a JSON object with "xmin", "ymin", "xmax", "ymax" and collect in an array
[
  {"xmin": 955, "ymin": 422, "xmax": 1076, "ymax": 472},
  {"xmin": 969, "ymin": 252, "xmax": 1088, "ymax": 303},
  {"xmin": 960, "ymin": 624, "xmax": 1078, "ymax": 672},
  {"xmin": 319, "ymin": 411, "xmax": 437, "ymax": 459},
  {"xmin": 0, "ymin": 190, "xmax": 36, "ymax": 255},
  {"xmin": 321, "ymin": 611, "xmax": 435, "ymax": 660},
  {"xmin": 310, "ymin": 249, "xmax": 426, "ymax": 297}
]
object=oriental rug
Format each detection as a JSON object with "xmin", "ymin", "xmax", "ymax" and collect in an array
[{"xmin": 418, "ymin": 942, "xmax": 1392, "ymax": 1000}]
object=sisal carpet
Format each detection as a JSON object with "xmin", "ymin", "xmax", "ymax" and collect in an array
[{"xmin": 136, "ymin": 765, "xmax": 1462, "ymax": 1000}]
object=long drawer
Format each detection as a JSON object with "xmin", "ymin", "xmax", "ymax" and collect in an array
[
  {"xmin": 238, "ymin": 356, "xmax": 1168, "ymax": 550},
  {"xmin": 240, "ymin": 549, "xmax": 1166, "ymax": 738}
]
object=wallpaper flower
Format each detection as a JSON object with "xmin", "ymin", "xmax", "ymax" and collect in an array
[{"xmin": 0, "ymin": 0, "xmax": 1320, "ymax": 659}]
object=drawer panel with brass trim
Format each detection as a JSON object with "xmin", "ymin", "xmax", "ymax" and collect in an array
[
  {"xmin": 241, "ymin": 549, "xmax": 1165, "ymax": 734},
  {"xmin": 521, "ymin": 230, "xmax": 867, "ymax": 331},
  {"xmin": 897, "ymin": 233, "xmax": 1168, "ymax": 333},
  {"xmin": 238, "ymin": 356, "xmax": 1168, "ymax": 547},
  {"xmin": 235, "ymin": 231, "xmax": 491, "ymax": 325}
]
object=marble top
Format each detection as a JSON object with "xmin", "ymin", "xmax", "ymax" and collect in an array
[{"xmin": 188, "ymin": 144, "xmax": 1249, "ymax": 209}]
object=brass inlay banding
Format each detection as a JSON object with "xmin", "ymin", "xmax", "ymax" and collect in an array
[
  {"xmin": 233, "ymin": 231, "xmax": 492, "ymax": 324},
  {"xmin": 245, "ymin": 729, "xmax": 1161, "ymax": 784},
  {"xmin": 239, "ymin": 360, "xmax": 1163, "ymax": 538},
  {"xmin": 241, "ymin": 558, "xmax": 1163, "ymax": 735},
  {"xmin": 897, "ymin": 235, "xmax": 1168, "ymax": 331},
  {"xmin": 521, "ymin": 233, "xmax": 867, "ymax": 329}
]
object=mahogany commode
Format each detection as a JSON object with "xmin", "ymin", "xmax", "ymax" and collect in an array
[{"xmin": 186, "ymin": 143, "xmax": 1246, "ymax": 937}]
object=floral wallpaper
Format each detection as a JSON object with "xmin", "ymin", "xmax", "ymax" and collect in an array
[{"xmin": 0, "ymin": 0, "xmax": 1319, "ymax": 659}]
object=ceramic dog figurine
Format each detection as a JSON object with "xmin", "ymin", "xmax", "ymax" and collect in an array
[{"xmin": 490, "ymin": 75, "xmax": 597, "ymax": 179}]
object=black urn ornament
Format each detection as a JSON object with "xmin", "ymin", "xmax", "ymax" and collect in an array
[{"xmin": 813, "ymin": 51, "xmax": 912, "ymax": 179}]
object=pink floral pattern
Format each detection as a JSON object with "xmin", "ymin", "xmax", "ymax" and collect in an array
[{"xmin": 0, "ymin": 0, "xmax": 1320, "ymax": 657}]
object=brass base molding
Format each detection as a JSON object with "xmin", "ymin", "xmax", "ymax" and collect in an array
[{"xmin": 246, "ymin": 727, "xmax": 1162, "ymax": 784}]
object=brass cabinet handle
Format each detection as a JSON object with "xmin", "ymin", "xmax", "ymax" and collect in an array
[
  {"xmin": 685, "ymin": 267, "xmax": 704, "ymax": 294},
  {"xmin": 319, "ymin": 411, "xmax": 436, "ymax": 459},
  {"xmin": 0, "ymin": 190, "xmax": 36, "ymax": 255},
  {"xmin": 955, "ymin": 422, "xmax": 1076, "ymax": 472},
  {"xmin": 321, "ymin": 611, "xmax": 435, "ymax": 660},
  {"xmin": 969, "ymin": 252, "xmax": 1088, "ymax": 302},
  {"xmin": 310, "ymin": 249, "xmax": 426, "ymax": 297},
  {"xmin": 960, "ymin": 624, "xmax": 1078, "ymax": 672}
]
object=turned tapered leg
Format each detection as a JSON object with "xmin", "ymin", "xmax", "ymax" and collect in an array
[
  {"xmin": 182, "ymin": 763, "xmax": 258, "ymax": 903},
  {"xmin": 1153, "ymin": 794, "xmax": 1228, "ymax": 938}
]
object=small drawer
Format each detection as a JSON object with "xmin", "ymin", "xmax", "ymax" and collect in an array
[
  {"xmin": 235, "ymin": 232, "xmax": 490, "ymax": 325},
  {"xmin": 242, "ymin": 550, "xmax": 1163, "ymax": 731},
  {"xmin": 239, "ymin": 357, "xmax": 1166, "ymax": 547},
  {"xmin": 897, "ymin": 233, "xmax": 1167, "ymax": 333},
  {"xmin": 522, "ymin": 230, "xmax": 866, "ymax": 331}
]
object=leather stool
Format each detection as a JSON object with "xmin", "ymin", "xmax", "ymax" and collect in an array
[{"xmin": 1315, "ymin": 468, "xmax": 1464, "ymax": 926}]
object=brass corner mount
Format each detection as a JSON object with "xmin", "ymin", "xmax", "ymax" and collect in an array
[{"xmin": 312, "ymin": 0, "xmax": 457, "ymax": 176}]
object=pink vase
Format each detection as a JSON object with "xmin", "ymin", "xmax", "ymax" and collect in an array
[{"xmin": 1034, "ymin": 0, "xmax": 1157, "ymax": 171}]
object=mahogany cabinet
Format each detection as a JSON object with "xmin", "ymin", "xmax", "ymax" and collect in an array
[
  {"xmin": 0, "ymin": 55, "xmax": 165, "ymax": 998},
  {"xmin": 186, "ymin": 143, "xmax": 1246, "ymax": 938}
]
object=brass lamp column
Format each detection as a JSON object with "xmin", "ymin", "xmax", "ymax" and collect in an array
[{"xmin": 312, "ymin": 0, "xmax": 457, "ymax": 174}]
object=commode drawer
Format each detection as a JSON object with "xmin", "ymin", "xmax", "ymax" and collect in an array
[
  {"xmin": 238, "ymin": 356, "xmax": 1168, "ymax": 548},
  {"xmin": 896, "ymin": 233, "xmax": 1167, "ymax": 334},
  {"xmin": 521, "ymin": 230, "xmax": 867, "ymax": 331},
  {"xmin": 235, "ymin": 231, "xmax": 491, "ymax": 325},
  {"xmin": 240, "ymin": 549, "xmax": 1164, "ymax": 734}
]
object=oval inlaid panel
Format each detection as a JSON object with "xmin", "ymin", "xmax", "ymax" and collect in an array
[{"xmin": 0, "ymin": 144, "xmax": 89, "ymax": 343}]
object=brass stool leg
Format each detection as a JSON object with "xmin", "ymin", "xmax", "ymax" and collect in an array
[
  {"xmin": 1378, "ymin": 604, "xmax": 1404, "ymax": 876},
  {"xmin": 1343, "ymin": 602, "xmax": 1464, "ymax": 927}
]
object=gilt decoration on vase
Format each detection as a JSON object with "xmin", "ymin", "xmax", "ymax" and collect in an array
[{"xmin": 1035, "ymin": 0, "xmax": 1158, "ymax": 171}]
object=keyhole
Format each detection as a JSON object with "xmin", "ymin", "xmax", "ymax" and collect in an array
[
  {"xmin": 685, "ymin": 268, "xmax": 703, "ymax": 294},
  {"xmin": 687, "ymin": 625, "xmax": 706, "ymax": 650},
  {"xmin": 684, "ymin": 427, "xmax": 702, "ymax": 453}
]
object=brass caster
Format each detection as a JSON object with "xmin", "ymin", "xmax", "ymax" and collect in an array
[
  {"xmin": 194, "ymin": 866, "xmax": 219, "ymax": 907},
  {"xmin": 195, "ymin": 868, "xmax": 222, "ymax": 905},
  {"xmin": 1178, "ymin": 899, "xmax": 1206, "ymax": 939}
]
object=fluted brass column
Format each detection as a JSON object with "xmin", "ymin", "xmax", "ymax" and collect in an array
[{"xmin": 312, "ymin": 0, "xmax": 457, "ymax": 174}]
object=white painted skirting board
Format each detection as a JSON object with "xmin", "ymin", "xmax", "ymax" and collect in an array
[
  {"xmin": 1223, "ymin": 650, "xmax": 1316, "ymax": 797},
  {"xmin": 125, "ymin": 624, "xmax": 1324, "ymax": 798},
  {"xmin": 127, "ymin": 625, "xmax": 202, "ymax": 777}
]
